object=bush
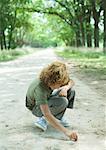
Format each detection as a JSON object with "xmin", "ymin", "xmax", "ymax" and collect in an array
[{"xmin": 0, "ymin": 48, "xmax": 33, "ymax": 62}]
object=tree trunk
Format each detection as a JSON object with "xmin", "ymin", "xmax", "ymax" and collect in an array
[
  {"xmin": 86, "ymin": 31, "xmax": 92, "ymax": 47},
  {"xmin": 0, "ymin": 36, "xmax": 3, "ymax": 50},
  {"xmin": 3, "ymin": 30, "xmax": 7, "ymax": 49},
  {"xmin": 8, "ymin": 10, "xmax": 17, "ymax": 49},
  {"xmin": 94, "ymin": 19, "xmax": 99, "ymax": 47},
  {"xmin": 0, "ymin": 31, "xmax": 3, "ymax": 50},
  {"xmin": 103, "ymin": 3, "xmax": 106, "ymax": 53},
  {"xmin": 80, "ymin": 0, "xmax": 85, "ymax": 46},
  {"xmin": 8, "ymin": 28, "xmax": 13, "ymax": 49},
  {"xmin": 91, "ymin": 0, "xmax": 101, "ymax": 48},
  {"xmin": 75, "ymin": 30, "xmax": 82, "ymax": 47},
  {"xmin": 80, "ymin": 22, "xmax": 85, "ymax": 46},
  {"xmin": 86, "ymin": 9, "xmax": 92, "ymax": 47}
]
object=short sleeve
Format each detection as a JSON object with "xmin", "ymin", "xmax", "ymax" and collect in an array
[{"xmin": 34, "ymin": 86, "xmax": 48, "ymax": 105}]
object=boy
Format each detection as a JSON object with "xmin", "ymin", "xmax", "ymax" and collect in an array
[{"xmin": 26, "ymin": 61, "xmax": 78, "ymax": 141}]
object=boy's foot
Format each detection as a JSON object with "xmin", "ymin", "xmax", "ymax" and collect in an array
[
  {"xmin": 60, "ymin": 117, "xmax": 70, "ymax": 127},
  {"xmin": 34, "ymin": 117, "xmax": 48, "ymax": 131}
]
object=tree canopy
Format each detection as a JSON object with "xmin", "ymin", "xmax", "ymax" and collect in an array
[{"xmin": 0, "ymin": 0, "xmax": 106, "ymax": 53}]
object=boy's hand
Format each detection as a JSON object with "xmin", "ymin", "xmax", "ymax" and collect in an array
[
  {"xmin": 69, "ymin": 132, "xmax": 78, "ymax": 141},
  {"xmin": 59, "ymin": 88, "xmax": 67, "ymax": 97},
  {"xmin": 59, "ymin": 79, "xmax": 75, "ymax": 97},
  {"xmin": 65, "ymin": 131, "xmax": 78, "ymax": 141}
]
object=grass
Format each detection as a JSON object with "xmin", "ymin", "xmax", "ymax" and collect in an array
[
  {"xmin": 0, "ymin": 48, "xmax": 35, "ymax": 62},
  {"xmin": 56, "ymin": 48, "xmax": 106, "ymax": 68},
  {"xmin": 55, "ymin": 47, "xmax": 106, "ymax": 79}
]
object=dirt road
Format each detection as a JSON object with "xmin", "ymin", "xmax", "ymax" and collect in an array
[{"xmin": 0, "ymin": 48, "xmax": 105, "ymax": 150}]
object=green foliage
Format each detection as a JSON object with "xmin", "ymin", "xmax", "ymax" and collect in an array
[
  {"xmin": 0, "ymin": 49, "xmax": 31, "ymax": 62},
  {"xmin": 29, "ymin": 0, "xmax": 105, "ymax": 48},
  {"xmin": 0, "ymin": 0, "xmax": 33, "ymax": 49},
  {"xmin": 57, "ymin": 49, "xmax": 103, "ymax": 59},
  {"xmin": 24, "ymin": 14, "xmax": 60, "ymax": 47},
  {"xmin": 0, "ymin": 0, "xmax": 105, "ymax": 50}
]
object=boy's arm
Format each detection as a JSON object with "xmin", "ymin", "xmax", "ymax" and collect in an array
[
  {"xmin": 40, "ymin": 104, "xmax": 78, "ymax": 141},
  {"xmin": 59, "ymin": 79, "xmax": 75, "ymax": 97},
  {"xmin": 63, "ymin": 79, "xmax": 75, "ymax": 90}
]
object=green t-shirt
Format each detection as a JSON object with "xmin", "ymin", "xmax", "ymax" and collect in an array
[{"xmin": 26, "ymin": 78, "xmax": 52, "ymax": 107}]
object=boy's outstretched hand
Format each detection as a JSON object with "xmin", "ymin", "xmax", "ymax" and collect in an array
[
  {"xmin": 69, "ymin": 132, "xmax": 78, "ymax": 141},
  {"xmin": 65, "ymin": 131, "xmax": 78, "ymax": 141}
]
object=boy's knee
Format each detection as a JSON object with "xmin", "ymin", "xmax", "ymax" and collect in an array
[
  {"xmin": 60, "ymin": 97, "xmax": 68, "ymax": 108},
  {"xmin": 49, "ymin": 96, "xmax": 68, "ymax": 115},
  {"xmin": 49, "ymin": 96, "xmax": 68, "ymax": 109},
  {"xmin": 67, "ymin": 89, "xmax": 75, "ymax": 99}
]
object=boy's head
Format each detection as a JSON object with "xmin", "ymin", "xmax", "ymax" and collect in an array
[{"xmin": 39, "ymin": 61, "xmax": 70, "ymax": 89}]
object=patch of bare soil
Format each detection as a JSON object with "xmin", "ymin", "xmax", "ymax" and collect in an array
[
  {"xmin": 74, "ymin": 68, "xmax": 106, "ymax": 99},
  {"xmin": 0, "ymin": 49, "xmax": 106, "ymax": 150}
]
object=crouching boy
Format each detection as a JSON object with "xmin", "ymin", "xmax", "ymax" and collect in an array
[{"xmin": 26, "ymin": 61, "xmax": 78, "ymax": 141}]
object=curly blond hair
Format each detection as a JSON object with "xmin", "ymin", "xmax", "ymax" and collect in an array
[{"xmin": 39, "ymin": 61, "xmax": 70, "ymax": 87}]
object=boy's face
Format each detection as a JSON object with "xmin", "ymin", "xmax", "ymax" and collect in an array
[{"xmin": 49, "ymin": 83, "xmax": 61, "ymax": 90}]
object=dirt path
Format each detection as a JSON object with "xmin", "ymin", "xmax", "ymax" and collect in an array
[{"xmin": 0, "ymin": 48, "xmax": 105, "ymax": 150}]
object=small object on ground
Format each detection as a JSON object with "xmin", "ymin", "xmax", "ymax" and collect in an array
[{"xmin": 5, "ymin": 124, "xmax": 9, "ymax": 127}]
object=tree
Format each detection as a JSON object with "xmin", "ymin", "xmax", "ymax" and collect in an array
[
  {"xmin": 90, "ymin": 0, "xmax": 102, "ymax": 47},
  {"xmin": 0, "ymin": 0, "xmax": 10, "ymax": 49},
  {"xmin": 1, "ymin": 0, "xmax": 105, "ymax": 50},
  {"xmin": 86, "ymin": 8, "xmax": 92, "ymax": 47},
  {"xmin": 28, "ymin": 0, "xmax": 103, "ymax": 48},
  {"xmin": 0, "ymin": 0, "xmax": 32, "ymax": 50},
  {"xmin": 102, "ymin": 0, "xmax": 106, "ymax": 53}
]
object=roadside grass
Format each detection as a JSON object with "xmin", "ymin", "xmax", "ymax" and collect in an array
[
  {"xmin": 55, "ymin": 47, "xmax": 106, "ymax": 79},
  {"xmin": 0, "ymin": 48, "xmax": 35, "ymax": 62}
]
